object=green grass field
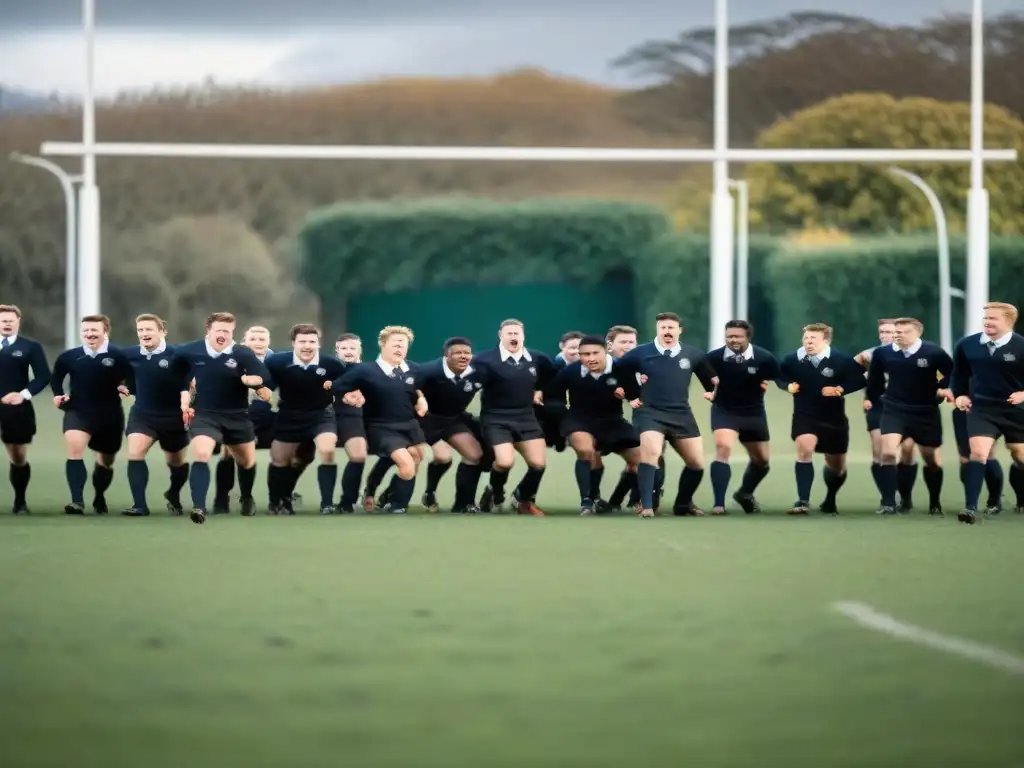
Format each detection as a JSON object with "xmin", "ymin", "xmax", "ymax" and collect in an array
[{"xmin": 2, "ymin": 390, "xmax": 1023, "ymax": 767}]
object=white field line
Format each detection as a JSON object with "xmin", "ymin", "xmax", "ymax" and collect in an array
[{"xmin": 831, "ymin": 601, "xmax": 1024, "ymax": 675}]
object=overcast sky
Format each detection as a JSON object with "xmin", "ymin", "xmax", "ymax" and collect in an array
[{"xmin": 0, "ymin": 0, "xmax": 1015, "ymax": 96}]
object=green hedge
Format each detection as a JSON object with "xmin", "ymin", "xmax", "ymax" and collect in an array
[{"xmin": 767, "ymin": 237, "xmax": 1024, "ymax": 354}]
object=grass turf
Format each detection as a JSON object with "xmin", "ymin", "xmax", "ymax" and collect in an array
[{"xmin": 1, "ymin": 390, "xmax": 1022, "ymax": 767}]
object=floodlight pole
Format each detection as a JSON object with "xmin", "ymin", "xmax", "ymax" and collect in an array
[
  {"xmin": 887, "ymin": 168, "xmax": 958, "ymax": 354},
  {"xmin": 709, "ymin": 0, "xmax": 735, "ymax": 348},
  {"xmin": 965, "ymin": 0, "xmax": 988, "ymax": 336},
  {"xmin": 728, "ymin": 179, "xmax": 749, "ymax": 320},
  {"xmin": 78, "ymin": 0, "xmax": 101, "ymax": 318},
  {"xmin": 8, "ymin": 153, "xmax": 82, "ymax": 350}
]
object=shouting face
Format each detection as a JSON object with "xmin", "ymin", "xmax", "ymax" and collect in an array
[
  {"xmin": 499, "ymin": 323, "xmax": 524, "ymax": 353},
  {"xmin": 446, "ymin": 343, "xmax": 472, "ymax": 374},
  {"xmin": 656, "ymin": 319, "xmax": 680, "ymax": 349},
  {"xmin": 207, "ymin": 321, "xmax": 235, "ymax": 352},
  {"xmin": 136, "ymin": 320, "xmax": 165, "ymax": 351}
]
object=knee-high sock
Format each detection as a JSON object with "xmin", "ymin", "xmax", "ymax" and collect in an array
[
  {"xmin": 425, "ymin": 461, "xmax": 451, "ymax": 495},
  {"xmin": 710, "ymin": 461, "xmax": 731, "ymax": 508},
  {"xmin": 127, "ymin": 459, "xmax": 149, "ymax": 509},
  {"xmin": 237, "ymin": 464, "xmax": 256, "ymax": 499},
  {"xmin": 986, "ymin": 459, "xmax": 1005, "ymax": 506},
  {"xmin": 574, "ymin": 459, "xmax": 591, "ymax": 503},
  {"xmin": 794, "ymin": 461, "xmax": 814, "ymax": 504},
  {"xmin": 963, "ymin": 460, "xmax": 985, "ymax": 510},
  {"xmin": 870, "ymin": 462, "xmax": 884, "ymax": 499},
  {"xmin": 674, "ymin": 467, "xmax": 704, "ymax": 509},
  {"xmin": 92, "ymin": 464, "xmax": 113, "ymax": 498},
  {"xmin": 516, "ymin": 467, "xmax": 545, "ymax": 501},
  {"xmin": 214, "ymin": 456, "xmax": 235, "ymax": 504},
  {"xmin": 637, "ymin": 462, "xmax": 657, "ymax": 510},
  {"xmin": 590, "ymin": 466, "xmax": 605, "ymax": 499},
  {"xmin": 167, "ymin": 463, "xmax": 189, "ymax": 500},
  {"xmin": 739, "ymin": 461, "xmax": 769, "ymax": 494},
  {"xmin": 923, "ymin": 465, "xmax": 943, "ymax": 509},
  {"xmin": 267, "ymin": 464, "xmax": 290, "ymax": 506},
  {"xmin": 189, "ymin": 461, "xmax": 211, "ymax": 511},
  {"xmin": 453, "ymin": 463, "xmax": 483, "ymax": 509},
  {"xmin": 317, "ymin": 464, "xmax": 337, "ymax": 507},
  {"xmin": 896, "ymin": 462, "xmax": 918, "ymax": 505},
  {"xmin": 10, "ymin": 463, "xmax": 30, "ymax": 504},
  {"xmin": 822, "ymin": 466, "xmax": 846, "ymax": 506},
  {"xmin": 878, "ymin": 464, "xmax": 898, "ymax": 507},
  {"xmin": 1008, "ymin": 461, "xmax": 1024, "ymax": 508},
  {"xmin": 390, "ymin": 476, "xmax": 416, "ymax": 509},
  {"xmin": 65, "ymin": 459, "xmax": 87, "ymax": 505},
  {"xmin": 340, "ymin": 461, "xmax": 365, "ymax": 506},
  {"xmin": 364, "ymin": 457, "xmax": 393, "ymax": 496},
  {"xmin": 608, "ymin": 470, "xmax": 633, "ymax": 507},
  {"xmin": 489, "ymin": 468, "xmax": 510, "ymax": 497}
]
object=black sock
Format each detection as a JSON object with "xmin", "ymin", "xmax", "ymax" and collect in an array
[
  {"xmin": 214, "ymin": 456, "xmax": 235, "ymax": 504},
  {"xmin": 167, "ymin": 463, "xmax": 189, "ymax": 500},
  {"xmin": 574, "ymin": 459, "xmax": 591, "ymax": 503},
  {"xmin": 340, "ymin": 461, "xmax": 364, "ymax": 505},
  {"xmin": 1009, "ymin": 462, "xmax": 1024, "ymax": 508},
  {"xmin": 627, "ymin": 472, "xmax": 641, "ymax": 506},
  {"xmin": 739, "ymin": 461, "xmax": 769, "ymax": 494},
  {"xmin": 516, "ymin": 467, "xmax": 546, "ymax": 501},
  {"xmin": 878, "ymin": 464, "xmax": 898, "ymax": 507},
  {"xmin": 870, "ymin": 462, "xmax": 883, "ymax": 498},
  {"xmin": 794, "ymin": 461, "xmax": 814, "ymax": 504},
  {"xmin": 453, "ymin": 463, "xmax": 482, "ymax": 509},
  {"xmin": 655, "ymin": 457, "xmax": 666, "ymax": 492},
  {"xmin": 964, "ymin": 460, "xmax": 985, "ymax": 509},
  {"xmin": 317, "ymin": 464, "xmax": 337, "ymax": 507},
  {"xmin": 897, "ymin": 463, "xmax": 918, "ymax": 505},
  {"xmin": 365, "ymin": 458, "xmax": 393, "ymax": 496},
  {"xmin": 267, "ymin": 464, "xmax": 290, "ymax": 506},
  {"xmin": 66, "ymin": 459, "xmax": 87, "ymax": 504},
  {"xmin": 10, "ymin": 463, "xmax": 30, "ymax": 504},
  {"xmin": 590, "ymin": 466, "xmax": 605, "ymax": 499},
  {"xmin": 637, "ymin": 462, "xmax": 657, "ymax": 509},
  {"xmin": 710, "ymin": 461, "xmax": 731, "ymax": 508},
  {"xmin": 986, "ymin": 459, "xmax": 1006, "ymax": 507},
  {"xmin": 959, "ymin": 462, "xmax": 968, "ymax": 486},
  {"xmin": 391, "ymin": 476, "xmax": 415, "ymax": 509},
  {"xmin": 127, "ymin": 459, "xmax": 149, "ymax": 509},
  {"xmin": 608, "ymin": 471, "xmax": 632, "ymax": 507},
  {"xmin": 92, "ymin": 464, "xmax": 113, "ymax": 499},
  {"xmin": 425, "ymin": 461, "xmax": 451, "ymax": 495},
  {"xmin": 490, "ymin": 468, "xmax": 510, "ymax": 496},
  {"xmin": 674, "ymin": 466, "xmax": 704, "ymax": 509},
  {"xmin": 822, "ymin": 466, "xmax": 846, "ymax": 505},
  {"xmin": 237, "ymin": 464, "xmax": 256, "ymax": 499},
  {"xmin": 923, "ymin": 465, "xmax": 943, "ymax": 509},
  {"xmin": 189, "ymin": 461, "xmax": 211, "ymax": 511}
]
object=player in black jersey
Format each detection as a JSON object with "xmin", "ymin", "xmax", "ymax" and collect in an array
[
  {"xmin": 329, "ymin": 333, "xmax": 372, "ymax": 513},
  {"xmin": 778, "ymin": 323, "xmax": 866, "ymax": 515},
  {"xmin": 0, "ymin": 304, "xmax": 51, "ymax": 514},
  {"xmin": 51, "ymin": 314, "xmax": 133, "ymax": 515},
  {"xmin": 474, "ymin": 319, "xmax": 556, "ymax": 516},
  {"xmin": 548, "ymin": 335, "xmax": 640, "ymax": 514},
  {"xmin": 263, "ymin": 324, "xmax": 346, "ymax": 515},
  {"xmin": 173, "ymin": 312, "xmax": 270, "ymax": 523},
  {"xmin": 120, "ymin": 314, "xmax": 190, "ymax": 516},
  {"xmin": 601, "ymin": 324, "xmax": 646, "ymax": 512},
  {"xmin": 536, "ymin": 330, "xmax": 582, "ymax": 456},
  {"xmin": 864, "ymin": 317, "xmax": 953, "ymax": 516},
  {"xmin": 705, "ymin": 320, "xmax": 780, "ymax": 515},
  {"xmin": 951, "ymin": 302, "xmax": 1024, "ymax": 523}
]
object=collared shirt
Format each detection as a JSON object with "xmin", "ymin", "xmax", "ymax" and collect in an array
[
  {"xmin": 376, "ymin": 357, "xmax": 409, "ymax": 375},
  {"xmin": 654, "ymin": 339, "xmax": 682, "ymax": 357},
  {"xmin": 292, "ymin": 353, "xmax": 320, "ymax": 369},
  {"xmin": 499, "ymin": 345, "xmax": 532, "ymax": 364},
  {"xmin": 723, "ymin": 345, "xmax": 754, "ymax": 361},
  {"xmin": 443, "ymin": 359, "xmax": 472, "ymax": 380},
  {"xmin": 1, "ymin": 334, "xmax": 17, "ymax": 348},
  {"xmin": 582, "ymin": 355, "xmax": 615, "ymax": 378},
  {"xmin": 83, "ymin": 341, "xmax": 110, "ymax": 358},
  {"xmin": 797, "ymin": 345, "xmax": 831, "ymax": 366},
  {"xmin": 982, "ymin": 331, "xmax": 1013, "ymax": 349},
  {"xmin": 893, "ymin": 339, "xmax": 922, "ymax": 357},
  {"xmin": 141, "ymin": 341, "xmax": 167, "ymax": 359},
  {"xmin": 205, "ymin": 340, "xmax": 235, "ymax": 358}
]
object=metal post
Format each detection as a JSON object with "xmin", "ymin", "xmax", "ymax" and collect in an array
[
  {"xmin": 887, "ymin": 168, "xmax": 956, "ymax": 353},
  {"xmin": 8, "ymin": 153, "xmax": 82, "ymax": 350},
  {"xmin": 77, "ymin": 0, "xmax": 101, "ymax": 318},
  {"xmin": 729, "ymin": 179, "xmax": 749, "ymax": 320},
  {"xmin": 965, "ymin": 0, "xmax": 988, "ymax": 335},
  {"xmin": 709, "ymin": 0, "xmax": 735, "ymax": 347}
]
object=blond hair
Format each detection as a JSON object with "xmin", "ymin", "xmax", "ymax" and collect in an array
[
  {"xmin": 378, "ymin": 325, "xmax": 414, "ymax": 346},
  {"xmin": 802, "ymin": 323, "xmax": 833, "ymax": 342},
  {"xmin": 893, "ymin": 317, "xmax": 923, "ymax": 333},
  {"xmin": 135, "ymin": 313, "xmax": 166, "ymax": 331},
  {"xmin": 0, "ymin": 304, "xmax": 21, "ymax": 318},
  {"xmin": 984, "ymin": 302, "xmax": 1019, "ymax": 325}
]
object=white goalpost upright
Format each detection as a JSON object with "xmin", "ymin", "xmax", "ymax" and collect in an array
[{"xmin": 53, "ymin": 0, "xmax": 1012, "ymax": 349}]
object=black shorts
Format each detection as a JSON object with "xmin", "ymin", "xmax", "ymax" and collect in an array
[
  {"xmin": 125, "ymin": 406, "xmax": 190, "ymax": 453},
  {"xmin": 791, "ymin": 412, "xmax": 849, "ymax": 455},
  {"xmin": 63, "ymin": 407, "xmax": 125, "ymax": 455},
  {"xmin": 190, "ymin": 410, "xmax": 255, "ymax": 447},
  {"xmin": 0, "ymin": 401, "xmax": 36, "ymax": 445},
  {"xmin": 481, "ymin": 411, "xmax": 545, "ymax": 446},
  {"xmin": 366, "ymin": 419, "xmax": 426, "ymax": 456},
  {"xmin": 562, "ymin": 413, "xmax": 639, "ymax": 455},
  {"xmin": 274, "ymin": 408, "xmax": 336, "ymax": 444},
  {"xmin": 879, "ymin": 402, "xmax": 943, "ymax": 448},
  {"xmin": 632, "ymin": 406, "xmax": 700, "ymax": 440},
  {"xmin": 536, "ymin": 404, "xmax": 567, "ymax": 451},
  {"xmin": 865, "ymin": 403, "xmax": 883, "ymax": 432},
  {"xmin": 967, "ymin": 402, "xmax": 1024, "ymax": 444},
  {"xmin": 336, "ymin": 412, "xmax": 366, "ymax": 444},
  {"xmin": 710, "ymin": 405, "xmax": 770, "ymax": 443},
  {"xmin": 421, "ymin": 412, "xmax": 478, "ymax": 446},
  {"xmin": 250, "ymin": 406, "xmax": 276, "ymax": 450}
]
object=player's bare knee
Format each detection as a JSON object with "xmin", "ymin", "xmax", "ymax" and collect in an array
[
  {"xmin": 575, "ymin": 448, "xmax": 596, "ymax": 464},
  {"xmin": 318, "ymin": 449, "xmax": 336, "ymax": 464},
  {"xmin": 714, "ymin": 444, "xmax": 732, "ymax": 462}
]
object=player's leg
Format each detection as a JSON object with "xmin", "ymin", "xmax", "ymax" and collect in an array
[
  {"xmin": 734, "ymin": 437, "xmax": 770, "ymax": 514},
  {"xmin": 213, "ymin": 443, "xmax": 236, "ymax": 514},
  {"xmin": 186, "ymin": 434, "xmax": 220, "ymax": 523},
  {"xmin": 384, "ymin": 444, "xmax": 425, "ymax": 514},
  {"xmin": 422, "ymin": 440, "xmax": 453, "ymax": 512},
  {"xmin": 307, "ymin": 432, "xmax": 337, "ymax": 513},
  {"xmin": 917, "ymin": 445, "xmax": 944, "ymax": 514},
  {"xmin": 162, "ymin": 447, "xmax": 189, "ymax": 516},
  {"xmin": 226, "ymin": 440, "xmax": 258, "ymax": 516},
  {"xmin": 790, "ymin": 433, "xmax": 818, "ymax": 514},
  {"xmin": 268, "ymin": 440, "xmax": 300, "ymax": 514},
  {"xmin": 123, "ymin": 431, "xmax": 156, "ymax": 515},
  {"xmin": 92, "ymin": 447, "xmax": 118, "ymax": 515},
  {"xmin": 868, "ymin": 426, "xmax": 884, "ymax": 505},
  {"xmin": 568, "ymin": 430, "xmax": 598, "ymax": 514},
  {"xmin": 984, "ymin": 444, "xmax": 1004, "ymax": 514},
  {"xmin": 637, "ymin": 430, "xmax": 666, "ymax": 517},
  {"xmin": 962, "ymin": 407, "xmax": 1000, "ymax": 523},
  {"xmin": 1006, "ymin": 442, "xmax": 1024, "ymax": 515},
  {"xmin": 62, "ymin": 426, "xmax": 92, "ymax": 514},
  {"xmin": 876, "ymin": 430, "xmax": 905, "ymax": 514},
  {"xmin": 710, "ymin": 428, "xmax": 738, "ymax": 514},
  {"xmin": 668, "ymin": 435, "xmax": 705, "ymax": 516},
  {"xmin": 511, "ymin": 437, "xmax": 547, "ymax": 515},
  {"xmin": 897, "ymin": 438, "xmax": 919, "ymax": 511},
  {"xmin": 480, "ymin": 423, "xmax": 515, "ymax": 512},
  {"xmin": 2, "ymin": 403, "xmax": 35, "ymax": 514},
  {"xmin": 818, "ymin": 427, "xmax": 850, "ymax": 515},
  {"xmin": 590, "ymin": 454, "xmax": 606, "ymax": 509},
  {"xmin": 364, "ymin": 455, "xmax": 395, "ymax": 508},
  {"xmin": 446, "ymin": 429, "xmax": 484, "ymax": 513},
  {"xmin": 337, "ymin": 420, "xmax": 368, "ymax": 512}
]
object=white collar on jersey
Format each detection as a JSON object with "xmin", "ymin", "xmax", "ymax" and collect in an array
[
  {"xmin": 582, "ymin": 355, "xmax": 614, "ymax": 377},
  {"xmin": 499, "ymin": 345, "xmax": 532, "ymax": 363},
  {"xmin": 443, "ymin": 359, "xmax": 473, "ymax": 379},
  {"xmin": 723, "ymin": 345, "xmax": 754, "ymax": 361}
]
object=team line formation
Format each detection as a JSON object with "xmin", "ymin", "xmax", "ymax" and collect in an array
[{"xmin": 1, "ymin": 303, "xmax": 1023, "ymax": 525}]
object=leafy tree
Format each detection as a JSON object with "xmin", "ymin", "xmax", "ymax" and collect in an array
[{"xmin": 745, "ymin": 94, "xmax": 1024, "ymax": 235}]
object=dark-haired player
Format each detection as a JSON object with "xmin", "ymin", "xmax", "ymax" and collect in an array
[
  {"xmin": 328, "ymin": 333, "xmax": 372, "ymax": 513},
  {"xmin": 548, "ymin": 335, "xmax": 640, "ymax": 514},
  {"xmin": 51, "ymin": 314, "xmax": 133, "ymax": 515},
  {"xmin": 331, "ymin": 325, "xmax": 428, "ymax": 514},
  {"xmin": 952, "ymin": 408, "xmax": 1004, "ymax": 514},
  {"xmin": 263, "ymin": 324, "xmax": 346, "ymax": 514},
  {"xmin": 173, "ymin": 312, "xmax": 270, "ymax": 523},
  {"xmin": 705, "ymin": 320, "xmax": 779, "ymax": 514},
  {"xmin": 0, "ymin": 304, "xmax": 51, "ymax": 514},
  {"xmin": 865, "ymin": 317, "xmax": 953, "ymax": 516},
  {"xmin": 120, "ymin": 314, "xmax": 190, "ymax": 516},
  {"xmin": 602, "ymin": 324, "xmax": 644, "ymax": 511},
  {"xmin": 951, "ymin": 301, "xmax": 1024, "ymax": 524},
  {"xmin": 778, "ymin": 323, "xmax": 865, "ymax": 515},
  {"xmin": 474, "ymin": 319, "xmax": 555, "ymax": 515},
  {"xmin": 536, "ymin": 330, "xmax": 583, "ymax": 456},
  {"xmin": 619, "ymin": 312, "xmax": 715, "ymax": 517}
]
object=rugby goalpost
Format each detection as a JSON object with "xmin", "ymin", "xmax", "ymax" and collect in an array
[{"xmin": 41, "ymin": 0, "xmax": 1015, "ymax": 351}]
